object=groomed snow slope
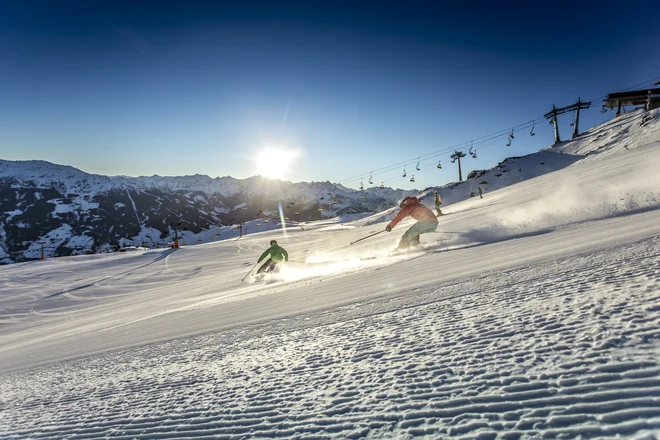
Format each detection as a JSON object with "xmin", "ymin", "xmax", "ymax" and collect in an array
[{"xmin": 1, "ymin": 142, "xmax": 659, "ymax": 436}]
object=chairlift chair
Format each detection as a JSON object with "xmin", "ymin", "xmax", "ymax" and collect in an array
[
  {"xmin": 402, "ymin": 166, "xmax": 407, "ymax": 178},
  {"xmin": 416, "ymin": 157, "xmax": 421, "ymax": 171},
  {"xmin": 410, "ymin": 175, "xmax": 415, "ymax": 183},
  {"xmin": 472, "ymin": 150, "xmax": 477, "ymax": 159},
  {"xmin": 368, "ymin": 173, "xmax": 373, "ymax": 185},
  {"xmin": 437, "ymin": 160, "xmax": 442, "ymax": 169},
  {"xmin": 530, "ymin": 121, "xmax": 536, "ymax": 136},
  {"xmin": 509, "ymin": 129, "xmax": 515, "ymax": 139},
  {"xmin": 506, "ymin": 138, "xmax": 512, "ymax": 147},
  {"xmin": 379, "ymin": 182, "xmax": 385, "ymax": 189}
]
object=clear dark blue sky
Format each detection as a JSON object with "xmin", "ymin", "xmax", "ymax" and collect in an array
[{"xmin": 1, "ymin": 0, "xmax": 658, "ymax": 189}]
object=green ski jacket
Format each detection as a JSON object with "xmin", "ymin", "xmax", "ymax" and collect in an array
[{"xmin": 258, "ymin": 244, "xmax": 288, "ymax": 263}]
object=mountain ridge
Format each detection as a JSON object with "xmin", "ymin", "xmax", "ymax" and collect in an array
[{"xmin": 1, "ymin": 108, "xmax": 658, "ymax": 263}]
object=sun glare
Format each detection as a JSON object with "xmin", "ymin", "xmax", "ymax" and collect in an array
[{"xmin": 255, "ymin": 148, "xmax": 299, "ymax": 180}]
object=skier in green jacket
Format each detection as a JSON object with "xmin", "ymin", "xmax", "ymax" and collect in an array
[{"xmin": 256, "ymin": 240, "xmax": 289, "ymax": 274}]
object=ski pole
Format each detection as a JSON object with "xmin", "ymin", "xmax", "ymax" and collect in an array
[
  {"xmin": 241, "ymin": 262, "xmax": 260, "ymax": 282},
  {"xmin": 350, "ymin": 230, "xmax": 386, "ymax": 245}
]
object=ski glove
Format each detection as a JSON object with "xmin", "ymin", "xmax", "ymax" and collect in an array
[{"xmin": 385, "ymin": 225, "xmax": 392, "ymax": 232}]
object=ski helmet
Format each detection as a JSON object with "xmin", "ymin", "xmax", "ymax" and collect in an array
[
  {"xmin": 399, "ymin": 197, "xmax": 410, "ymax": 208},
  {"xmin": 270, "ymin": 240, "xmax": 277, "ymax": 245}
]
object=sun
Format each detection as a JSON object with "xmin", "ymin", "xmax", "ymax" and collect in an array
[{"xmin": 255, "ymin": 148, "xmax": 299, "ymax": 180}]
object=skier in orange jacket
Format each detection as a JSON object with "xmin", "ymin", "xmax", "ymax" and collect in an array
[{"xmin": 386, "ymin": 197, "xmax": 438, "ymax": 249}]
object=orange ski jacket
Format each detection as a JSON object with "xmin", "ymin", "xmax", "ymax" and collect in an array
[{"xmin": 388, "ymin": 197, "xmax": 438, "ymax": 229}]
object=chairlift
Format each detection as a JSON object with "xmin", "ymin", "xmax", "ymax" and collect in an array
[
  {"xmin": 600, "ymin": 105, "xmax": 608, "ymax": 114},
  {"xmin": 368, "ymin": 173, "xmax": 373, "ymax": 185},
  {"xmin": 410, "ymin": 175, "xmax": 415, "ymax": 183},
  {"xmin": 468, "ymin": 142, "xmax": 474, "ymax": 156},
  {"xmin": 506, "ymin": 138, "xmax": 512, "ymax": 147},
  {"xmin": 530, "ymin": 121, "xmax": 536, "ymax": 136},
  {"xmin": 437, "ymin": 160, "xmax": 442, "ymax": 169},
  {"xmin": 402, "ymin": 166, "xmax": 407, "ymax": 178},
  {"xmin": 416, "ymin": 157, "xmax": 421, "ymax": 171},
  {"xmin": 379, "ymin": 182, "xmax": 385, "ymax": 189},
  {"xmin": 471, "ymin": 150, "xmax": 477, "ymax": 159},
  {"xmin": 359, "ymin": 179, "xmax": 364, "ymax": 190},
  {"xmin": 509, "ymin": 129, "xmax": 515, "ymax": 139}
]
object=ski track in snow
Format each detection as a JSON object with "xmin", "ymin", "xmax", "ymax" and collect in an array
[{"xmin": 1, "ymin": 237, "xmax": 659, "ymax": 439}]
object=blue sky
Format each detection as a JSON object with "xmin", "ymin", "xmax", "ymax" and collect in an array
[{"xmin": 1, "ymin": 0, "xmax": 658, "ymax": 190}]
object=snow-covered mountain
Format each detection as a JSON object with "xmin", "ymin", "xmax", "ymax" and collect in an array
[
  {"xmin": 1, "ymin": 109, "xmax": 658, "ymax": 264},
  {"xmin": 1, "ymin": 109, "xmax": 659, "ymax": 439},
  {"xmin": 0, "ymin": 163, "xmax": 415, "ymax": 263}
]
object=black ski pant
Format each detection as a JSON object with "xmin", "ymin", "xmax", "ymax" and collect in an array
[{"xmin": 257, "ymin": 258, "xmax": 278, "ymax": 274}]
